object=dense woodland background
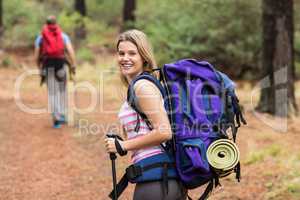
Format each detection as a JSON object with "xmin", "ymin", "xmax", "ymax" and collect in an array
[{"xmin": 0, "ymin": 0, "xmax": 299, "ymax": 79}]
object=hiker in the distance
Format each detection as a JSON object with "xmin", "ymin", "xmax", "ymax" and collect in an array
[
  {"xmin": 34, "ymin": 15, "xmax": 76, "ymax": 128},
  {"xmin": 104, "ymin": 29, "xmax": 187, "ymax": 200}
]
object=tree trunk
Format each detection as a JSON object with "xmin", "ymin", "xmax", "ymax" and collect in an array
[
  {"xmin": 74, "ymin": 0, "xmax": 86, "ymax": 40},
  {"xmin": 256, "ymin": 0, "xmax": 298, "ymax": 117},
  {"xmin": 75, "ymin": 0, "xmax": 86, "ymax": 16},
  {"xmin": 122, "ymin": 0, "xmax": 136, "ymax": 30},
  {"xmin": 0, "ymin": 0, "xmax": 3, "ymax": 38}
]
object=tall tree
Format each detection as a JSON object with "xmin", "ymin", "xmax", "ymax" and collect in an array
[
  {"xmin": 75, "ymin": 0, "xmax": 86, "ymax": 16},
  {"xmin": 74, "ymin": 0, "xmax": 86, "ymax": 40},
  {"xmin": 256, "ymin": 0, "xmax": 298, "ymax": 116},
  {"xmin": 0, "ymin": 0, "xmax": 3, "ymax": 38},
  {"xmin": 122, "ymin": 0, "xmax": 136, "ymax": 30}
]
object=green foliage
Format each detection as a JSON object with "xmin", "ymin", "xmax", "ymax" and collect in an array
[
  {"xmin": 244, "ymin": 144, "xmax": 282, "ymax": 165},
  {"xmin": 284, "ymin": 157, "xmax": 300, "ymax": 198},
  {"xmin": 83, "ymin": 0, "xmax": 122, "ymax": 47},
  {"xmin": 2, "ymin": 0, "xmax": 299, "ymax": 78},
  {"xmin": 2, "ymin": 0, "xmax": 120, "ymax": 48},
  {"xmin": 57, "ymin": 11, "xmax": 82, "ymax": 38},
  {"xmin": 2, "ymin": 0, "xmax": 48, "ymax": 47},
  {"xmin": 245, "ymin": 152, "xmax": 265, "ymax": 165},
  {"xmin": 87, "ymin": 0, "xmax": 122, "ymax": 26},
  {"xmin": 287, "ymin": 182, "xmax": 300, "ymax": 196},
  {"xmin": 267, "ymin": 144, "xmax": 281, "ymax": 157},
  {"xmin": 76, "ymin": 47, "xmax": 94, "ymax": 63},
  {"xmin": 84, "ymin": 16, "xmax": 116, "ymax": 47},
  {"xmin": 136, "ymin": 0, "xmax": 261, "ymax": 77},
  {"xmin": 1, "ymin": 57, "xmax": 12, "ymax": 67},
  {"xmin": 57, "ymin": 11, "xmax": 115, "ymax": 46},
  {"xmin": 264, "ymin": 153, "xmax": 300, "ymax": 200}
]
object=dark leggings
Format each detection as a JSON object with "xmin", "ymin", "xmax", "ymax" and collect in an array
[
  {"xmin": 133, "ymin": 179, "xmax": 187, "ymax": 200},
  {"xmin": 43, "ymin": 58, "xmax": 66, "ymax": 82}
]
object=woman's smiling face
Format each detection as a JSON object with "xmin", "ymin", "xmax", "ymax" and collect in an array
[{"xmin": 117, "ymin": 41, "xmax": 144, "ymax": 82}]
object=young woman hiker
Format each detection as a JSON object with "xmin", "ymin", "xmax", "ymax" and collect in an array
[{"xmin": 104, "ymin": 29, "xmax": 187, "ymax": 200}]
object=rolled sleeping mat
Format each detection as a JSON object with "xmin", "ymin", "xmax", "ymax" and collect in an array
[{"xmin": 206, "ymin": 139, "xmax": 240, "ymax": 177}]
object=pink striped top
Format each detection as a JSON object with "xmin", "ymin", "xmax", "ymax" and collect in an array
[{"xmin": 118, "ymin": 101, "xmax": 163, "ymax": 163}]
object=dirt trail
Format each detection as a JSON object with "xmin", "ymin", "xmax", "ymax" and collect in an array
[
  {"xmin": 0, "ymin": 67, "xmax": 299, "ymax": 200},
  {"xmin": 0, "ymin": 68, "xmax": 117, "ymax": 200}
]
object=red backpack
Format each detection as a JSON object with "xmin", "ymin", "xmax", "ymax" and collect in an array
[{"xmin": 41, "ymin": 24, "xmax": 65, "ymax": 58}]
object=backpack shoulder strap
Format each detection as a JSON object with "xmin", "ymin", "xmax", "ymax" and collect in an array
[{"xmin": 127, "ymin": 72, "xmax": 166, "ymax": 131}]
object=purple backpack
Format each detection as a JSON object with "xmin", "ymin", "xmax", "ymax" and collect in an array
[{"xmin": 128, "ymin": 59, "xmax": 246, "ymax": 199}]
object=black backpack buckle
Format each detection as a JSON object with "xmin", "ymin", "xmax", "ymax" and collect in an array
[{"xmin": 126, "ymin": 165, "xmax": 142, "ymax": 181}]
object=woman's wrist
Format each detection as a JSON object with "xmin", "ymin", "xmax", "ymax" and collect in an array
[{"xmin": 121, "ymin": 140, "xmax": 129, "ymax": 151}]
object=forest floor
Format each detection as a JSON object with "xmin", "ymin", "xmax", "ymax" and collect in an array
[{"xmin": 0, "ymin": 51, "xmax": 300, "ymax": 200}]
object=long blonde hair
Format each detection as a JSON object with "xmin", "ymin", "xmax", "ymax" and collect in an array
[{"xmin": 116, "ymin": 29, "xmax": 157, "ymax": 86}]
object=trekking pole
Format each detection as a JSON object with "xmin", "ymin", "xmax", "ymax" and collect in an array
[{"xmin": 106, "ymin": 133, "xmax": 118, "ymax": 200}]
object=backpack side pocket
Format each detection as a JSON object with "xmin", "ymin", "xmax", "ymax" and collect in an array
[{"xmin": 176, "ymin": 138, "xmax": 213, "ymax": 188}]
